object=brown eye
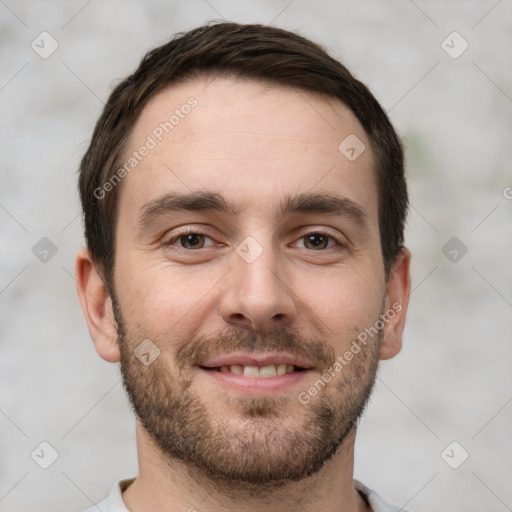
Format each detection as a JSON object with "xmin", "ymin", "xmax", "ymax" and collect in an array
[
  {"xmin": 302, "ymin": 233, "xmax": 333, "ymax": 250},
  {"xmin": 163, "ymin": 230, "xmax": 216, "ymax": 250},
  {"xmin": 179, "ymin": 233, "xmax": 206, "ymax": 249}
]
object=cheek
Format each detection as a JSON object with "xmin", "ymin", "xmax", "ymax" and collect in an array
[
  {"xmin": 304, "ymin": 267, "xmax": 383, "ymax": 347},
  {"xmin": 114, "ymin": 256, "xmax": 222, "ymax": 335}
]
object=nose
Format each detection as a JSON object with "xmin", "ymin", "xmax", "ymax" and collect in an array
[{"xmin": 219, "ymin": 239, "xmax": 297, "ymax": 333}]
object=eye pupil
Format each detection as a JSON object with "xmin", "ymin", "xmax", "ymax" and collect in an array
[
  {"xmin": 182, "ymin": 233, "xmax": 204, "ymax": 249},
  {"xmin": 305, "ymin": 233, "xmax": 328, "ymax": 250}
]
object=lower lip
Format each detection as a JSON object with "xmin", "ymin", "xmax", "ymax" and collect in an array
[{"xmin": 198, "ymin": 368, "xmax": 311, "ymax": 394}]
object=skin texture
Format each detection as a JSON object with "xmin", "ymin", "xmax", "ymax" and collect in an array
[{"xmin": 76, "ymin": 77, "xmax": 411, "ymax": 512}]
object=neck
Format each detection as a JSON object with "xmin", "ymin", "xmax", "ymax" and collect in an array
[{"xmin": 122, "ymin": 421, "xmax": 369, "ymax": 512}]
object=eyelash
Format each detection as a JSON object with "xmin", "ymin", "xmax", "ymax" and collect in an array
[{"xmin": 162, "ymin": 227, "xmax": 345, "ymax": 251}]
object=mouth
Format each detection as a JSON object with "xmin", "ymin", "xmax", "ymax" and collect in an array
[
  {"xmin": 197, "ymin": 354, "xmax": 313, "ymax": 394},
  {"xmin": 200, "ymin": 363, "xmax": 308, "ymax": 378}
]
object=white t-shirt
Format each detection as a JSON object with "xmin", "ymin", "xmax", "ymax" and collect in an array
[{"xmin": 82, "ymin": 477, "xmax": 410, "ymax": 512}]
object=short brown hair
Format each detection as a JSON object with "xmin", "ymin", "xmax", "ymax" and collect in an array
[{"xmin": 78, "ymin": 21, "xmax": 407, "ymax": 291}]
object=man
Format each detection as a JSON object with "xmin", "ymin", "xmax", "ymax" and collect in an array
[{"xmin": 75, "ymin": 22, "xmax": 411, "ymax": 512}]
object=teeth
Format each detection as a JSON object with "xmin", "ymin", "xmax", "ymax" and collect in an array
[
  {"xmin": 215, "ymin": 363, "xmax": 302, "ymax": 377},
  {"xmin": 243, "ymin": 365, "xmax": 260, "ymax": 378},
  {"xmin": 230, "ymin": 364, "xmax": 243, "ymax": 375},
  {"xmin": 259, "ymin": 365, "xmax": 277, "ymax": 378}
]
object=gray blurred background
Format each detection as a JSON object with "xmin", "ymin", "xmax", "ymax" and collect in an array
[{"xmin": 1, "ymin": 1, "xmax": 511, "ymax": 510}]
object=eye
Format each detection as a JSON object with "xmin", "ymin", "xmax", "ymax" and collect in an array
[
  {"xmin": 294, "ymin": 232, "xmax": 341, "ymax": 251},
  {"xmin": 163, "ymin": 229, "xmax": 216, "ymax": 250}
]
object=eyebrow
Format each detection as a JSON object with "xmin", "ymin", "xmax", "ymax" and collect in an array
[{"xmin": 135, "ymin": 190, "xmax": 369, "ymax": 233}]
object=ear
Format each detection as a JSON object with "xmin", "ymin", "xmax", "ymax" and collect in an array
[
  {"xmin": 75, "ymin": 247, "xmax": 120, "ymax": 363},
  {"xmin": 379, "ymin": 247, "xmax": 411, "ymax": 360}
]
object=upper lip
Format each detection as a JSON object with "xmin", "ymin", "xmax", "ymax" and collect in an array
[{"xmin": 199, "ymin": 352, "xmax": 313, "ymax": 369}]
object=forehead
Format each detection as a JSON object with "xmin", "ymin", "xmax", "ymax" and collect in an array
[{"xmin": 117, "ymin": 76, "xmax": 378, "ymax": 228}]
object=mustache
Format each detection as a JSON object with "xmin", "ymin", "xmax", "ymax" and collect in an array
[{"xmin": 175, "ymin": 326, "xmax": 336, "ymax": 372}]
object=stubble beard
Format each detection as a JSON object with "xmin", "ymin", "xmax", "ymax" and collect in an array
[{"xmin": 113, "ymin": 298, "xmax": 382, "ymax": 489}]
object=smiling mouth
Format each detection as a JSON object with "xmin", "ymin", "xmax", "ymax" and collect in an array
[{"xmin": 200, "ymin": 364, "xmax": 308, "ymax": 378}]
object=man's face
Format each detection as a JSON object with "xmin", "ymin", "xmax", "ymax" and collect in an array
[{"xmin": 110, "ymin": 77, "xmax": 393, "ymax": 485}]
